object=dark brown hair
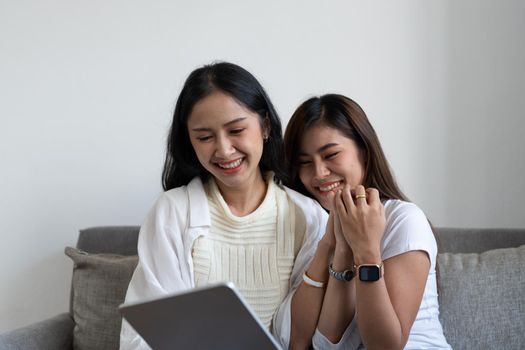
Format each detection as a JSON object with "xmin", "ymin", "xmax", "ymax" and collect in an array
[{"xmin": 284, "ymin": 94, "xmax": 408, "ymax": 202}]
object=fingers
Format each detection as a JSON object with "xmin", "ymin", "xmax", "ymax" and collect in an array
[
  {"xmin": 332, "ymin": 203, "xmax": 340, "ymax": 231},
  {"xmin": 336, "ymin": 184, "xmax": 383, "ymax": 215},
  {"xmin": 341, "ymin": 184, "xmax": 355, "ymax": 212},
  {"xmin": 331, "ymin": 196, "xmax": 350, "ymax": 245},
  {"xmin": 353, "ymin": 185, "xmax": 367, "ymax": 207},
  {"xmin": 333, "ymin": 210, "xmax": 344, "ymax": 239},
  {"xmin": 334, "ymin": 189, "xmax": 347, "ymax": 218},
  {"xmin": 327, "ymin": 209, "xmax": 334, "ymax": 232},
  {"xmin": 365, "ymin": 187, "xmax": 380, "ymax": 205}
]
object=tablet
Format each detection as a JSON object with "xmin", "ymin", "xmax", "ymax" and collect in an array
[{"xmin": 119, "ymin": 282, "xmax": 283, "ymax": 350}]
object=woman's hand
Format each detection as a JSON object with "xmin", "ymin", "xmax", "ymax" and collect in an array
[
  {"xmin": 334, "ymin": 184, "xmax": 385, "ymax": 264},
  {"xmin": 319, "ymin": 192, "xmax": 352, "ymax": 253},
  {"xmin": 332, "ymin": 200, "xmax": 353, "ymax": 256},
  {"xmin": 318, "ymin": 207, "xmax": 336, "ymax": 251}
]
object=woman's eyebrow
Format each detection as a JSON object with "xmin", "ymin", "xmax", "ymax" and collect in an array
[
  {"xmin": 299, "ymin": 143, "xmax": 339, "ymax": 156},
  {"xmin": 191, "ymin": 117, "xmax": 247, "ymax": 132},
  {"xmin": 223, "ymin": 117, "xmax": 246, "ymax": 127}
]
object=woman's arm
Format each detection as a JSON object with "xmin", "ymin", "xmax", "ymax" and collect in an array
[
  {"xmin": 120, "ymin": 193, "xmax": 191, "ymax": 350},
  {"xmin": 335, "ymin": 185, "xmax": 429, "ymax": 350},
  {"xmin": 355, "ymin": 251, "xmax": 429, "ymax": 350},
  {"xmin": 316, "ymin": 244, "xmax": 356, "ymax": 343},
  {"xmin": 289, "ymin": 213, "xmax": 335, "ymax": 349},
  {"xmin": 316, "ymin": 209, "xmax": 356, "ymax": 344}
]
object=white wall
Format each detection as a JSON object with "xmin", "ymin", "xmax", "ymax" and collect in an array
[
  {"xmin": 1, "ymin": 0, "xmax": 524, "ymax": 331},
  {"xmin": 445, "ymin": 0, "xmax": 525, "ymax": 226}
]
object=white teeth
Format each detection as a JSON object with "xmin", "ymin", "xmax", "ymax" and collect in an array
[
  {"xmin": 217, "ymin": 158, "xmax": 242, "ymax": 169},
  {"xmin": 319, "ymin": 182, "xmax": 341, "ymax": 192}
]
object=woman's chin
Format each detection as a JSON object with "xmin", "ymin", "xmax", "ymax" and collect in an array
[{"xmin": 316, "ymin": 197, "xmax": 332, "ymax": 211}]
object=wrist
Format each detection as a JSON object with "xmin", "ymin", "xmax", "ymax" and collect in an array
[
  {"xmin": 303, "ymin": 271, "xmax": 326, "ymax": 288},
  {"xmin": 334, "ymin": 240, "xmax": 352, "ymax": 255},
  {"xmin": 306, "ymin": 245, "xmax": 333, "ymax": 282},
  {"xmin": 332, "ymin": 250, "xmax": 353, "ymax": 268},
  {"xmin": 354, "ymin": 261, "xmax": 384, "ymax": 282},
  {"xmin": 317, "ymin": 237, "xmax": 335, "ymax": 253},
  {"xmin": 353, "ymin": 247, "xmax": 381, "ymax": 266},
  {"xmin": 328, "ymin": 263, "xmax": 355, "ymax": 282}
]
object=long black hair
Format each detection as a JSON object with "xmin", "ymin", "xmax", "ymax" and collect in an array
[{"xmin": 162, "ymin": 62, "xmax": 287, "ymax": 190}]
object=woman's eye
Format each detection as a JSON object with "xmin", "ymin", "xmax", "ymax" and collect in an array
[
  {"xmin": 325, "ymin": 152, "xmax": 339, "ymax": 160},
  {"xmin": 197, "ymin": 135, "xmax": 213, "ymax": 142},
  {"xmin": 230, "ymin": 128, "xmax": 245, "ymax": 135},
  {"xmin": 298, "ymin": 160, "xmax": 311, "ymax": 166}
]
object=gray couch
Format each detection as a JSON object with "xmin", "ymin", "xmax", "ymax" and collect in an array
[{"xmin": 1, "ymin": 227, "xmax": 524, "ymax": 350}]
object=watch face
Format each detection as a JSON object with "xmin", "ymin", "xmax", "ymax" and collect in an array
[{"xmin": 359, "ymin": 265, "xmax": 380, "ymax": 281}]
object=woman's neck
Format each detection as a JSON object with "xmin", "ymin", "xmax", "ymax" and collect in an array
[{"xmin": 215, "ymin": 172, "xmax": 268, "ymax": 216}]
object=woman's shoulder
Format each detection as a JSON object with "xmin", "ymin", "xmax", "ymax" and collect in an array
[
  {"xmin": 383, "ymin": 199, "xmax": 432, "ymax": 240},
  {"xmin": 381, "ymin": 199, "xmax": 436, "ymax": 260},
  {"xmin": 157, "ymin": 184, "xmax": 189, "ymax": 205},
  {"xmin": 141, "ymin": 177, "xmax": 211, "ymax": 231},
  {"xmin": 153, "ymin": 177, "xmax": 205, "ymax": 213},
  {"xmin": 384, "ymin": 199, "xmax": 427, "ymax": 224}
]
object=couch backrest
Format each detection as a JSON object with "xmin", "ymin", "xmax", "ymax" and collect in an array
[
  {"xmin": 76, "ymin": 226, "xmax": 140, "ymax": 255},
  {"xmin": 76, "ymin": 226, "xmax": 525, "ymax": 256},
  {"xmin": 435, "ymin": 227, "xmax": 525, "ymax": 253},
  {"xmin": 436, "ymin": 234, "xmax": 525, "ymax": 349}
]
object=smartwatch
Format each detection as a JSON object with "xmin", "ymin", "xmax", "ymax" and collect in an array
[
  {"xmin": 354, "ymin": 263, "xmax": 383, "ymax": 282},
  {"xmin": 328, "ymin": 264, "xmax": 355, "ymax": 282}
]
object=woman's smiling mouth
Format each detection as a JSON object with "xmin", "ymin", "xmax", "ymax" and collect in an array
[
  {"xmin": 215, "ymin": 158, "xmax": 244, "ymax": 173},
  {"xmin": 317, "ymin": 181, "xmax": 343, "ymax": 193}
]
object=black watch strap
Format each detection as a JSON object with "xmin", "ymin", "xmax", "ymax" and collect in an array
[{"xmin": 328, "ymin": 264, "xmax": 355, "ymax": 282}]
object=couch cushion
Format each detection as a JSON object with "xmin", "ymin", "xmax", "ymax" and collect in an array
[
  {"xmin": 437, "ymin": 244, "xmax": 525, "ymax": 350},
  {"xmin": 65, "ymin": 247, "xmax": 138, "ymax": 350}
]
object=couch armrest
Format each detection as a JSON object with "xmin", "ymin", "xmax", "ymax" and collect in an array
[{"xmin": 0, "ymin": 313, "xmax": 74, "ymax": 350}]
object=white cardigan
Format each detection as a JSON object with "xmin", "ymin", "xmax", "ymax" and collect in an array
[{"xmin": 120, "ymin": 177, "xmax": 328, "ymax": 349}]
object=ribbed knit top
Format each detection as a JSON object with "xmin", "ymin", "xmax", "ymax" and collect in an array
[{"xmin": 192, "ymin": 176, "xmax": 299, "ymax": 329}]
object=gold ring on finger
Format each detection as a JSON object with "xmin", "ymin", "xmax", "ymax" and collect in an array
[{"xmin": 355, "ymin": 194, "xmax": 367, "ymax": 200}]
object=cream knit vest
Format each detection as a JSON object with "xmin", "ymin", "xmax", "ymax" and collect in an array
[{"xmin": 192, "ymin": 177, "xmax": 296, "ymax": 329}]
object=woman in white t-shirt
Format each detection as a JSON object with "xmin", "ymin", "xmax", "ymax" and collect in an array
[{"xmin": 284, "ymin": 94, "xmax": 452, "ymax": 349}]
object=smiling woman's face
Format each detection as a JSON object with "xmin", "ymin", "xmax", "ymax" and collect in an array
[
  {"xmin": 298, "ymin": 121, "xmax": 365, "ymax": 210},
  {"xmin": 186, "ymin": 90, "xmax": 267, "ymax": 192}
]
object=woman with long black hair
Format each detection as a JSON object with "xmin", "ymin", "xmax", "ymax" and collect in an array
[{"xmin": 120, "ymin": 62, "xmax": 330, "ymax": 349}]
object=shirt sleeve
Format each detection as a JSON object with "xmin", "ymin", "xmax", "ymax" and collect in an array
[
  {"xmin": 119, "ymin": 193, "xmax": 192, "ymax": 350},
  {"xmin": 381, "ymin": 201, "xmax": 437, "ymax": 270}
]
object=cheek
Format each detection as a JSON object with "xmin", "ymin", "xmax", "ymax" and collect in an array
[
  {"xmin": 243, "ymin": 136, "xmax": 265, "ymax": 158},
  {"xmin": 190, "ymin": 142, "xmax": 201, "ymax": 156},
  {"xmin": 298, "ymin": 168, "xmax": 311, "ymax": 187},
  {"xmin": 349, "ymin": 161, "xmax": 365, "ymax": 181},
  {"xmin": 191, "ymin": 143, "xmax": 209, "ymax": 163}
]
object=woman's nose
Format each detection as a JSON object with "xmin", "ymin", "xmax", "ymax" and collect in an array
[
  {"xmin": 215, "ymin": 136, "xmax": 235, "ymax": 158},
  {"xmin": 314, "ymin": 160, "xmax": 330, "ymax": 179}
]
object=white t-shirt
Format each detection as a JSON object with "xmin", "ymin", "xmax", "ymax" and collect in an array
[{"xmin": 313, "ymin": 199, "xmax": 451, "ymax": 350}]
